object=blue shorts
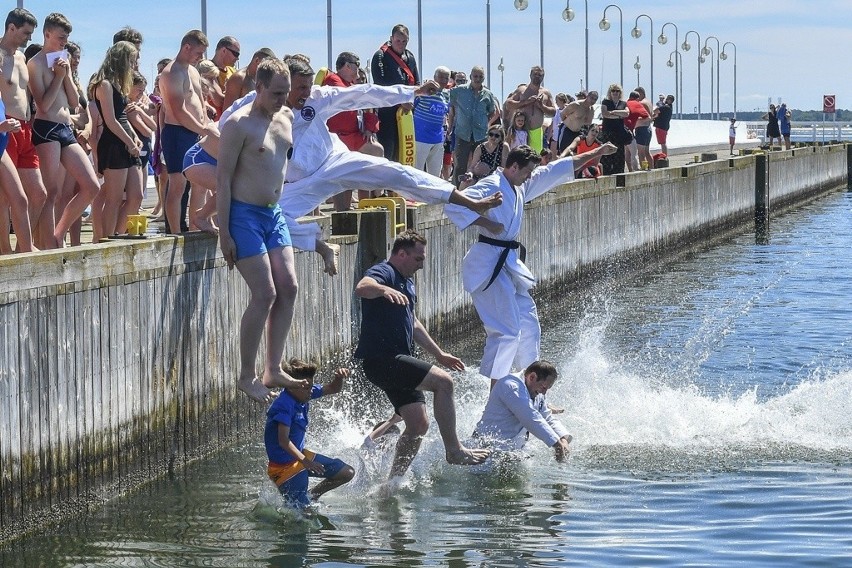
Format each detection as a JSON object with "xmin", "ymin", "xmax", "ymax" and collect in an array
[
  {"xmin": 634, "ymin": 125, "xmax": 652, "ymax": 146},
  {"xmin": 162, "ymin": 123, "xmax": 199, "ymax": 174},
  {"xmin": 32, "ymin": 119, "xmax": 77, "ymax": 148},
  {"xmin": 276, "ymin": 453, "xmax": 348, "ymax": 508},
  {"xmin": 182, "ymin": 143, "xmax": 217, "ymax": 174},
  {"xmin": 229, "ymin": 199, "xmax": 291, "ymax": 260}
]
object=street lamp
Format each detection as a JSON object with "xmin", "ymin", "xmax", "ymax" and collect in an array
[
  {"xmin": 563, "ymin": 0, "xmax": 589, "ymax": 93},
  {"xmin": 701, "ymin": 46, "xmax": 715, "ymax": 120},
  {"xmin": 326, "ymin": 0, "xmax": 333, "ymax": 68},
  {"xmin": 497, "ymin": 56, "xmax": 505, "ymax": 102},
  {"xmin": 486, "ymin": 0, "xmax": 492, "ymax": 88},
  {"xmin": 634, "ymin": 56, "xmax": 641, "ymax": 87},
  {"xmin": 703, "ymin": 35, "xmax": 721, "ymax": 119},
  {"xmin": 658, "ymin": 22, "xmax": 680, "ymax": 117},
  {"xmin": 631, "ymin": 14, "xmax": 653, "ymax": 98},
  {"xmin": 515, "ymin": 0, "xmax": 545, "ymax": 68},
  {"xmin": 599, "ymin": 4, "xmax": 624, "ymax": 87},
  {"xmin": 201, "ymin": 0, "xmax": 207, "ymax": 36},
  {"xmin": 721, "ymin": 41, "xmax": 737, "ymax": 117},
  {"xmin": 681, "ymin": 30, "xmax": 702, "ymax": 119},
  {"xmin": 667, "ymin": 50, "xmax": 683, "ymax": 119}
]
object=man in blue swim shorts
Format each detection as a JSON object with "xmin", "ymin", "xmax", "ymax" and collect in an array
[
  {"xmin": 217, "ymin": 58, "xmax": 310, "ymax": 403},
  {"xmin": 160, "ymin": 29, "xmax": 217, "ymax": 234}
]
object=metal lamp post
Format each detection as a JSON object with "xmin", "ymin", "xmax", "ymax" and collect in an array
[
  {"xmin": 599, "ymin": 4, "xmax": 624, "ymax": 87},
  {"xmin": 631, "ymin": 14, "xmax": 653, "ymax": 97},
  {"xmin": 703, "ymin": 35, "xmax": 721, "ymax": 119},
  {"xmin": 700, "ymin": 47, "xmax": 714, "ymax": 119},
  {"xmin": 515, "ymin": 0, "xmax": 545, "ymax": 68},
  {"xmin": 498, "ymin": 57, "xmax": 505, "ymax": 101},
  {"xmin": 681, "ymin": 30, "xmax": 702, "ymax": 119},
  {"xmin": 721, "ymin": 41, "xmax": 737, "ymax": 117},
  {"xmin": 666, "ymin": 50, "xmax": 683, "ymax": 119},
  {"xmin": 658, "ymin": 22, "xmax": 680, "ymax": 117},
  {"xmin": 486, "ymin": 0, "xmax": 492, "ymax": 86},
  {"xmin": 634, "ymin": 56, "xmax": 641, "ymax": 87},
  {"xmin": 563, "ymin": 0, "xmax": 589, "ymax": 92}
]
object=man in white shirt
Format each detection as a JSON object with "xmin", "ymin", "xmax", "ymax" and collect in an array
[{"xmin": 474, "ymin": 360, "xmax": 572, "ymax": 459}]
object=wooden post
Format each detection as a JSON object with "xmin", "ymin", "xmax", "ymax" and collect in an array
[{"xmin": 755, "ymin": 153, "xmax": 769, "ymax": 235}]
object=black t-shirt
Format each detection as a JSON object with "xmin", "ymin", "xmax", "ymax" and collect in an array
[
  {"xmin": 653, "ymin": 104, "xmax": 673, "ymax": 131},
  {"xmin": 354, "ymin": 261, "xmax": 416, "ymax": 359}
]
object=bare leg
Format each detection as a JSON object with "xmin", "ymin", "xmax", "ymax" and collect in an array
[
  {"xmin": 115, "ymin": 165, "xmax": 143, "ymax": 234},
  {"xmin": 184, "ymin": 165, "xmax": 218, "ymax": 234},
  {"xmin": 262, "ymin": 245, "xmax": 305, "ymax": 390},
  {"xmin": 165, "ymin": 172, "xmax": 186, "ymax": 234},
  {"xmin": 188, "ymin": 180, "xmax": 207, "ymax": 231},
  {"xmin": 390, "ymin": 402, "xmax": 429, "ymax": 479},
  {"xmin": 0, "ymin": 154, "xmax": 35, "ymax": 252},
  {"xmin": 309, "ymin": 465, "xmax": 354, "ymax": 501},
  {"xmin": 234, "ymin": 252, "xmax": 277, "ymax": 403},
  {"xmin": 0, "ymin": 196, "xmax": 11, "ymax": 254},
  {"xmin": 17, "ymin": 168, "xmax": 47, "ymax": 249},
  {"xmin": 54, "ymin": 144, "xmax": 100, "ymax": 246},
  {"xmin": 34, "ymin": 141, "xmax": 61, "ymax": 248},
  {"xmin": 417, "ymin": 368, "xmax": 490, "ymax": 466},
  {"xmin": 331, "ymin": 189, "xmax": 353, "ymax": 212},
  {"xmin": 99, "ymin": 168, "xmax": 130, "ymax": 240}
]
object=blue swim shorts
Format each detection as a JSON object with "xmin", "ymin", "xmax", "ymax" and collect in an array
[
  {"xmin": 162, "ymin": 123, "xmax": 199, "ymax": 174},
  {"xmin": 182, "ymin": 142, "xmax": 217, "ymax": 174},
  {"xmin": 229, "ymin": 199, "xmax": 292, "ymax": 260},
  {"xmin": 272, "ymin": 452, "xmax": 348, "ymax": 508}
]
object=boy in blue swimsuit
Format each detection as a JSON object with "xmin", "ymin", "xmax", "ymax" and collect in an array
[{"xmin": 265, "ymin": 359, "xmax": 354, "ymax": 508}]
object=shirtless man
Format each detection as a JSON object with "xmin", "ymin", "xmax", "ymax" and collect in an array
[
  {"xmin": 503, "ymin": 66, "xmax": 556, "ymax": 154},
  {"xmin": 222, "ymin": 47, "xmax": 275, "ymax": 111},
  {"xmin": 159, "ymin": 30, "xmax": 216, "ymax": 234},
  {"xmin": 217, "ymin": 58, "xmax": 308, "ymax": 403},
  {"xmin": 27, "ymin": 12, "xmax": 100, "ymax": 248},
  {"xmin": 0, "ymin": 8, "xmax": 45, "ymax": 249},
  {"xmin": 558, "ymin": 90, "xmax": 598, "ymax": 153},
  {"xmin": 633, "ymin": 87, "xmax": 654, "ymax": 169}
]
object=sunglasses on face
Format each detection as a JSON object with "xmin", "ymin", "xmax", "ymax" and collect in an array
[
  {"xmin": 225, "ymin": 46, "xmax": 240, "ymax": 58},
  {"xmin": 488, "ymin": 132, "xmax": 502, "ymax": 138}
]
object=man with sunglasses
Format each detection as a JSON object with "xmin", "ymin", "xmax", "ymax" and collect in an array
[{"xmin": 210, "ymin": 36, "xmax": 240, "ymax": 116}]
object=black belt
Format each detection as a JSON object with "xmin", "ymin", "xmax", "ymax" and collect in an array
[{"xmin": 478, "ymin": 234, "xmax": 526, "ymax": 291}]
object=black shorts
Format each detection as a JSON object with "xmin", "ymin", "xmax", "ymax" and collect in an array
[{"xmin": 361, "ymin": 354, "xmax": 431, "ymax": 414}]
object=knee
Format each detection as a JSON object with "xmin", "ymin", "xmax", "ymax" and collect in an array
[
  {"xmin": 405, "ymin": 418, "xmax": 429, "ymax": 438},
  {"xmin": 250, "ymin": 284, "xmax": 277, "ymax": 308},
  {"xmin": 431, "ymin": 370, "xmax": 455, "ymax": 394},
  {"xmin": 277, "ymin": 277, "xmax": 298, "ymax": 301},
  {"xmin": 337, "ymin": 464, "xmax": 355, "ymax": 483}
]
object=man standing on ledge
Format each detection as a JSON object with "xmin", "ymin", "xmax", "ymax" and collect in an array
[
  {"xmin": 503, "ymin": 66, "xmax": 556, "ymax": 154},
  {"xmin": 354, "ymin": 230, "xmax": 491, "ymax": 483},
  {"xmin": 445, "ymin": 143, "xmax": 616, "ymax": 385},
  {"xmin": 371, "ymin": 24, "xmax": 419, "ymax": 163}
]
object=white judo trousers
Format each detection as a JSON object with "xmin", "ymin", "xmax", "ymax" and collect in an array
[{"xmin": 445, "ymin": 157, "xmax": 577, "ymax": 380}]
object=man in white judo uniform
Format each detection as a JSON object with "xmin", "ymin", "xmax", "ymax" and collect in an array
[
  {"xmin": 473, "ymin": 360, "xmax": 572, "ymax": 458},
  {"xmin": 221, "ymin": 57, "xmax": 502, "ymax": 224},
  {"xmin": 445, "ymin": 143, "xmax": 616, "ymax": 384}
]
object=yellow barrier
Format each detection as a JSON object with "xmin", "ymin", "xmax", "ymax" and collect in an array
[{"xmin": 358, "ymin": 197, "xmax": 407, "ymax": 235}]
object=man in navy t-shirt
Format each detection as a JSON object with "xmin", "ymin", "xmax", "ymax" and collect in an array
[{"xmin": 354, "ymin": 230, "xmax": 490, "ymax": 483}]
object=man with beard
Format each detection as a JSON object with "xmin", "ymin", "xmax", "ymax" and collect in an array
[{"xmin": 503, "ymin": 66, "xmax": 556, "ymax": 154}]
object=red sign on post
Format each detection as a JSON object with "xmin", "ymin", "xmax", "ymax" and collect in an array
[{"xmin": 823, "ymin": 94, "xmax": 836, "ymax": 113}]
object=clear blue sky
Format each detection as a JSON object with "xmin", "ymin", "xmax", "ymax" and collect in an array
[{"xmin": 16, "ymin": 0, "xmax": 851, "ymax": 115}]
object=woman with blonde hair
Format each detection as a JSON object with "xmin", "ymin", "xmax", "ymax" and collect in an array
[{"xmin": 87, "ymin": 40, "xmax": 142, "ymax": 242}]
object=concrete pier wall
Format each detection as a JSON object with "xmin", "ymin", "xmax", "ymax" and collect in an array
[{"xmin": 0, "ymin": 145, "xmax": 847, "ymax": 539}]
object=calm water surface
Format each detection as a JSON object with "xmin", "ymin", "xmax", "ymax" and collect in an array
[{"xmin": 4, "ymin": 189, "xmax": 852, "ymax": 567}]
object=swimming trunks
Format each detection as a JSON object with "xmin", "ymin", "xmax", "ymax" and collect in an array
[
  {"xmin": 634, "ymin": 125, "xmax": 652, "ymax": 146},
  {"xmin": 182, "ymin": 143, "xmax": 217, "ymax": 174},
  {"xmin": 268, "ymin": 450, "xmax": 347, "ymax": 508},
  {"xmin": 5, "ymin": 119, "xmax": 39, "ymax": 168},
  {"xmin": 228, "ymin": 199, "xmax": 292, "ymax": 260},
  {"xmin": 161, "ymin": 123, "xmax": 199, "ymax": 174},
  {"xmin": 32, "ymin": 118, "xmax": 77, "ymax": 148},
  {"xmin": 361, "ymin": 354, "xmax": 431, "ymax": 415},
  {"xmin": 527, "ymin": 126, "xmax": 543, "ymax": 153}
]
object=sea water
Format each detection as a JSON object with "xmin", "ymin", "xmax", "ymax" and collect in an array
[{"xmin": 3, "ymin": 188, "xmax": 852, "ymax": 567}]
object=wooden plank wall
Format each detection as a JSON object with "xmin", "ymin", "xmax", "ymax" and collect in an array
[{"xmin": 0, "ymin": 146, "xmax": 847, "ymax": 539}]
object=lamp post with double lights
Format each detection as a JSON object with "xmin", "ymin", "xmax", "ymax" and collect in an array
[
  {"xmin": 700, "ymin": 46, "xmax": 715, "ymax": 120},
  {"xmin": 658, "ymin": 22, "xmax": 680, "ymax": 116},
  {"xmin": 721, "ymin": 41, "xmax": 737, "ymax": 117},
  {"xmin": 631, "ymin": 14, "xmax": 653, "ymax": 97},
  {"xmin": 515, "ymin": 0, "xmax": 545, "ymax": 68},
  {"xmin": 681, "ymin": 30, "xmax": 702, "ymax": 119},
  {"xmin": 703, "ymin": 35, "xmax": 721, "ymax": 119},
  {"xmin": 563, "ymin": 0, "xmax": 589, "ymax": 92},
  {"xmin": 599, "ymin": 4, "xmax": 624, "ymax": 87},
  {"xmin": 666, "ymin": 50, "xmax": 683, "ymax": 119}
]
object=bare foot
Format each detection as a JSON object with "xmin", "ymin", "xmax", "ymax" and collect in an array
[
  {"xmin": 446, "ymin": 446, "xmax": 491, "ymax": 465},
  {"xmin": 263, "ymin": 369, "xmax": 310, "ymax": 390},
  {"xmin": 238, "ymin": 375, "xmax": 275, "ymax": 403},
  {"xmin": 319, "ymin": 242, "xmax": 339, "ymax": 276},
  {"xmin": 194, "ymin": 215, "xmax": 219, "ymax": 236},
  {"xmin": 471, "ymin": 192, "xmax": 503, "ymax": 215}
]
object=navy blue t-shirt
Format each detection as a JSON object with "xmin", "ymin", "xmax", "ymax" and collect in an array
[{"xmin": 354, "ymin": 261, "xmax": 416, "ymax": 359}]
